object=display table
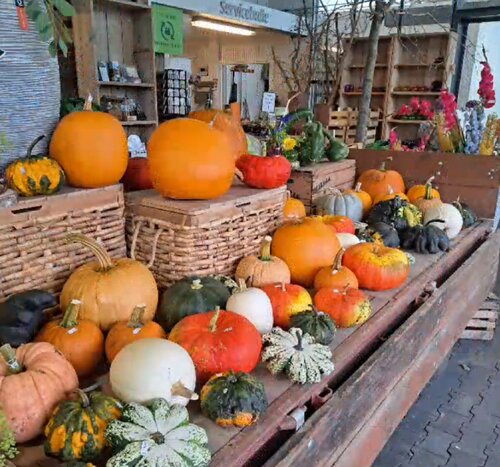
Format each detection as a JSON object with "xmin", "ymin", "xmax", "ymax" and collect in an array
[{"xmin": 14, "ymin": 221, "xmax": 498, "ymax": 466}]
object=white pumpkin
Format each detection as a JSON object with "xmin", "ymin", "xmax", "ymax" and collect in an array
[
  {"xmin": 424, "ymin": 203, "xmax": 463, "ymax": 239},
  {"xmin": 315, "ymin": 189, "xmax": 363, "ymax": 221},
  {"xmin": 336, "ymin": 233, "xmax": 360, "ymax": 249},
  {"xmin": 110, "ymin": 338, "xmax": 197, "ymax": 406},
  {"xmin": 226, "ymin": 282, "xmax": 273, "ymax": 334}
]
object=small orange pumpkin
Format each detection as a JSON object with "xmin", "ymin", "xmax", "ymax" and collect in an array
[
  {"xmin": 271, "ymin": 217, "xmax": 341, "ymax": 287},
  {"xmin": 314, "ymin": 287, "xmax": 372, "ymax": 328},
  {"xmin": 313, "ymin": 248, "xmax": 359, "ymax": 290},
  {"xmin": 414, "ymin": 181, "xmax": 442, "ymax": 215},
  {"xmin": 283, "ymin": 193, "xmax": 306, "ymax": 221},
  {"xmin": 344, "ymin": 182, "xmax": 372, "ymax": 215},
  {"xmin": 357, "ymin": 158, "xmax": 405, "ymax": 200},
  {"xmin": 148, "ymin": 118, "xmax": 235, "ymax": 200},
  {"xmin": 373, "ymin": 185, "xmax": 409, "ymax": 205},
  {"xmin": 407, "ymin": 176, "xmax": 441, "ymax": 204},
  {"xmin": 105, "ymin": 304, "xmax": 167, "ymax": 363},
  {"xmin": 35, "ymin": 299, "xmax": 104, "ymax": 378},
  {"xmin": 50, "ymin": 98, "xmax": 128, "ymax": 188},
  {"xmin": 321, "ymin": 215, "xmax": 355, "ymax": 234}
]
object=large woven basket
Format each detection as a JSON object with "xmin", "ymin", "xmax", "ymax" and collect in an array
[
  {"xmin": 0, "ymin": 185, "xmax": 126, "ymax": 299},
  {"xmin": 125, "ymin": 184, "xmax": 286, "ymax": 288}
]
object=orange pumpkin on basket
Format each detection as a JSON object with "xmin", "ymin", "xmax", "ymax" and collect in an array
[
  {"xmin": 344, "ymin": 182, "xmax": 372, "ymax": 215},
  {"xmin": 357, "ymin": 158, "xmax": 405, "ymax": 200},
  {"xmin": 314, "ymin": 287, "xmax": 372, "ymax": 328},
  {"xmin": 35, "ymin": 299, "xmax": 104, "ymax": 378},
  {"xmin": 313, "ymin": 248, "xmax": 359, "ymax": 290},
  {"xmin": 342, "ymin": 243, "xmax": 410, "ymax": 291},
  {"xmin": 169, "ymin": 308, "xmax": 262, "ymax": 383},
  {"xmin": 321, "ymin": 215, "xmax": 355, "ymax": 234},
  {"xmin": 407, "ymin": 176, "xmax": 441, "ymax": 204},
  {"xmin": 105, "ymin": 304, "xmax": 167, "ymax": 363},
  {"xmin": 189, "ymin": 108, "xmax": 247, "ymax": 159},
  {"xmin": 121, "ymin": 157, "xmax": 153, "ymax": 191},
  {"xmin": 0, "ymin": 342, "xmax": 78, "ymax": 443},
  {"xmin": 283, "ymin": 192, "xmax": 306, "ymax": 221},
  {"xmin": 148, "ymin": 118, "xmax": 235, "ymax": 200},
  {"xmin": 260, "ymin": 283, "xmax": 313, "ymax": 329},
  {"xmin": 50, "ymin": 98, "xmax": 128, "ymax": 188},
  {"xmin": 372, "ymin": 186, "xmax": 409, "ymax": 205},
  {"xmin": 271, "ymin": 217, "xmax": 341, "ymax": 287}
]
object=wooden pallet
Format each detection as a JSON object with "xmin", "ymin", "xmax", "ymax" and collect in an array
[{"xmin": 461, "ymin": 293, "xmax": 499, "ymax": 341}]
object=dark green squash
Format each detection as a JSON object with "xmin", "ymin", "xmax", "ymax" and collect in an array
[
  {"xmin": 289, "ymin": 306, "xmax": 336, "ymax": 345},
  {"xmin": 452, "ymin": 199, "xmax": 477, "ymax": 228},
  {"xmin": 44, "ymin": 389, "xmax": 122, "ymax": 462},
  {"xmin": 158, "ymin": 276, "xmax": 231, "ymax": 330},
  {"xmin": 368, "ymin": 222, "xmax": 400, "ymax": 248},
  {"xmin": 0, "ymin": 290, "xmax": 56, "ymax": 346},
  {"xmin": 200, "ymin": 371, "xmax": 268, "ymax": 427},
  {"xmin": 400, "ymin": 220, "xmax": 450, "ymax": 254}
]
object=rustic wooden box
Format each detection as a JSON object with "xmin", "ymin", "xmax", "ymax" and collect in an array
[
  {"xmin": 0, "ymin": 185, "xmax": 126, "ymax": 300},
  {"xmin": 349, "ymin": 149, "xmax": 500, "ymax": 228},
  {"xmin": 287, "ymin": 159, "xmax": 356, "ymax": 214},
  {"xmin": 125, "ymin": 183, "xmax": 286, "ymax": 289}
]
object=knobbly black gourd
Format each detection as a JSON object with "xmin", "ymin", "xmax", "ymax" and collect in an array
[
  {"xmin": 0, "ymin": 290, "xmax": 56, "ymax": 346},
  {"xmin": 368, "ymin": 222, "xmax": 400, "ymax": 248},
  {"xmin": 367, "ymin": 196, "xmax": 422, "ymax": 232},
  {"xmin": 400, "ymin": 220, "xmax": 450, "ymax": 254}
]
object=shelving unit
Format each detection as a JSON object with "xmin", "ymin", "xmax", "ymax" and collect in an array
[
  {"xmin": 72, "ymin": 0, "xmax": 158, "ymax": 140},
  {"xmin": 338, "ymin": 32, "xmax": 456, "ymax": 142}
]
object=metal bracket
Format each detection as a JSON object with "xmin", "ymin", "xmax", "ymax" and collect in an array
[
  {"xmin": 279, "ymin": 406, "xmax": 307, "ymax": 432},
  {"xmin": 415, "ymin": 280, "xmax": 437, "ymax": 306}
]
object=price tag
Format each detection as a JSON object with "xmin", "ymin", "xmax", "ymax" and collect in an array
[
  {"xmin": 15, "ymin": 0, "xmax": 29, "ymax": 31},
  {"xmin": 262, "ymin": 92, "xmax": 276, "ymax": 114}
]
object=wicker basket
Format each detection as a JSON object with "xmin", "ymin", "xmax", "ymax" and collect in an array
[
  {"xmin": 0, "ymin": 185, "xmax": 126, "ymax": 299},
  {"xmin": 125, "ymin": 183, "xmax": 286, "ymax": 288}
]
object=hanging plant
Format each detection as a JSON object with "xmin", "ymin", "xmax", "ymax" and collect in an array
[{"xmin": 26, "ymin": 0, "xmax": 75, "ymax": 57}]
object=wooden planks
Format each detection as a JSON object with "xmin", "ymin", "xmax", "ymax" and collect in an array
[
  {"xmin": 461, "ymin": 293, "xmax": 499, "ymax": 340},
  {"xmin": 265, "ymin": 231, "xmax": 500, "ymax": 467}
]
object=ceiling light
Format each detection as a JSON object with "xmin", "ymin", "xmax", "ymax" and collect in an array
[{"xmin": 191, "ymin": 18, "xmax": 256, "ymax": 36}]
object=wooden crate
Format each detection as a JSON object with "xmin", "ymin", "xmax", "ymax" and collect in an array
[
  {"xmin": 327, "ymin": 109, "xmax": 381, "ymax": 145},
  {"xmin": 287, "ymin": 160, "xmax": 356, "ymax": 214},
  {"xmin": 461, "ymin": 293, "xmax": 499, "ymax": 340},
  {"xmin": 0, "ymin": 185, "xmax": 126, "ymax": 299},
  {"xmin": 125, "ymin": 183, "xmax": 286, "ymax": 288},
  {"xmin": 349, "ymin": 149, "xmax": 500, "ymax": 227}
]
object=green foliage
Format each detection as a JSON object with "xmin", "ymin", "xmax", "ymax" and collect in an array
[
  {"xmin": 26, "ymin": 0, "xmax": 75, "ymax": 57},
  {"xmin": 0, "ymin": 407, "xmax": 18, "ymax": 464},
  {"xmin": 60, "ymin": 98, "xmax": 100, "ymax": 118}
]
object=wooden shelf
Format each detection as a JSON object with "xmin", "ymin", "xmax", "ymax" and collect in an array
[
  {"xmin": 392, "ymin": 91, "xmax": 441, "ymax": 96},
  {"xmin": 343, "ymin": 92, "xmax": 386, "ymax": 96},
  {"xmin": 104, "ymin": 0, "xmax": 151, "ymax": 10},
  {"xmin": 388, "ymin": 119, "xmax": 429, "ymax": 124},
  {"xmin": 121, "ymin": 120, "xmax": 157, "ymax": 126},
  {"xmin": 395, "ymin": 63, "xmax": 444, "ymax": 68},
  {"xmin": 99, "ymin": 81, "xmax": 155, "ymax": 88},
  {"xmin": 349, "ymin": 64, "xmax": 388, "ymax": 69}
]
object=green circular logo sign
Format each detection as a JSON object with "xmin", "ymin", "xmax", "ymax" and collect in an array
[{"xmin": 161, "ymin": 20, "xmax": 175, "ymax": 41}]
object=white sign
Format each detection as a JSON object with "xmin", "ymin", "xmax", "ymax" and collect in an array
[
  {"xmin": 262, "ymin": 92, "xmax": 276, "ymax": 113},
  {"xmin": 153, "ymin": 0, "xmax": 298, "ymax": 33}
]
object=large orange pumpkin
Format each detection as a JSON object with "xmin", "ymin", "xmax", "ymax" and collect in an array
[
  {"xmin": 271, "ymin": 217, "xmax": 341, "ymax": 287},
  {"xmin": 148, "ymin": 119, "xmax": 235, "ymax": 200},
  {"xmin": 260, "ymin": 283, "xmax": 313, "ymax": 329},
  {"xmin": 314, "ymin": 287, "xmax": 371, "ymax": 328},
  {"xmin": 49, "ymin": 101, "xmax": 128, "ymax": 188},
  {"xmin": 357, "ymin": 158, "xmax": 405, "ymax": 200},
  {"xmin": 342, "ymin": 243, "xmax": 410, "ymax": 291},
  {"xmin": 189, "ymin": 109, "xmax": 248, "ymax": 159},
  {"xmin": 169, "ymin": 308, "xmax": 262, "ymax": 383}
]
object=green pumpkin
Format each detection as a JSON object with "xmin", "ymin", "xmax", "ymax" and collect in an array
[
  {"xmin": 289, "ymin": 306, "xmax": 336, "ymax": 345},
  {"xmin": 105, "ymin": 398, "xmax": 211, "ymax": 467},
  {"xmin": 44, "ymin": 390, "xmax": 122, "ymax": 463},
  {"xmin": 5, "ymin": 135, "xmax": 65, "ymax": 196},
  {"xmin": 158, "ymin": 276, "xmax": 230, "ymax": 330},
  {"xmin": 200, "ymin": 371, "xmax": 268, "ymax": 428},
  {"xmin": 452, "ymin": 199, "xmax": 477, "ymax": 228}
]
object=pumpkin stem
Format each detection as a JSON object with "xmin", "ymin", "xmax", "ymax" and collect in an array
[
  {"xmin": 294, "ymin": 329, "xmax": 304, "ymax": 351},
  {"xmin": 278, "ymin": 282, "xmax": 286, "ymax": 292},
  {"xmin": 26, "ymin": 135, "xmax": 45, "ymax": 158},
  {"xmin": 60, "ymin": 299, "xmax": 81, "ymax": 329},
  {"xmin": 354, "ymin": 182, "xmax": 362, "ymax": 192},
  {"xmin": 332, "ymin": 248, "xmax": 345, "ymax": 273},
  {"xmin": 379, "ymin": 156, "xmax": 392, "ymax": 172},
  {"xmin": 191, "ymin": 279, "xmax": 203, "ymax": 290},
  {"xmin": 424, "ymin": 182, "xmax": 434, "ymax": 200},
  {"xmin": 237, "ymin": 278, "xmax": 247, "ymax": 292},
  {"xmin": 424, "ymin": 175, "xmax": 435, "ymax": 187},
  {"xmin": 260, "ymin": 236, "xmax": 273, "ymax": 261},
  {"xmin": 209, "ymin": 307, "xmax": 221, "ymax": 332},
  {"xmin": 171, "ymin": 381, "xmax": 199, "ymax": 400},
  {"xmin": 128, "ymin": 304, "xmax": 146, "ymax": 328},
  {"xmin": 74, "ymin": 388, "xmax": 91, "ymax": 408},
  {"xmin": 83, "ymin": 94, "xmax": 93, "ymax": 111},
  {"xmin": 0, "ymin": 344, "xmax": 22, "ymax": 374},
  {"xmin": 66, "ymin": 234, "xmax": 114, "ymax": 270}
]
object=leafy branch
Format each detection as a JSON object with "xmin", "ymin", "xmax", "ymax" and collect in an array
[
  {"xmin": 0, "ymin": 407, "xmax": 18, "ymax": 464},
  {"xmin": 26, "ymin": 0, "xmax": 75, "ymax": 57}
]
